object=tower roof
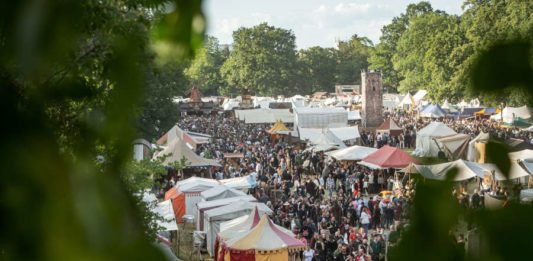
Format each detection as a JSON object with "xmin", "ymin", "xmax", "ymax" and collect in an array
[{"xmin": 188, "ymin": 86, "xmax": 202, "ymax": 103}]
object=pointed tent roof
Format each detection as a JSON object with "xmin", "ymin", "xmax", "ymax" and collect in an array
[
  {"xmin": 415, "ymin": 159, "xmax": 487, "ymax": 181},
  {"xmin": 508, "ymin": 149, "xmax": 533, "ymax": 161},
  {"xmin": 359, "ymin": 145, "xmax": 416, "ymax": 169},
  {"xmin": 398, "ymin": 93, "xmax": 415, "ymax": 107},
  {"xmin": 154, "ymin": 138, "xmax": 221, "ymax": 167},
  {"xmin": 326, "ymin": 145, "xmax": 378, "ymax": 161},
  {"xmin": 376, "ymin": 118, "xmax": 402, "ymax": 131},
  {"xmin": 417, "ymin": 122, "xmax": 456, "ymax": 137},
  {"xmin": 218, "ymin": 208, "xmax": 263, "ymax": 242},
  {"xmin": 419, "ymin": 104, "xmax": 447, "ymax": 118},
  {"xmin": 309, "ymin": 131, "xmax": 347, "ymax": 152},
  {"xmin": 224, "ymin": 214, "xmax": 306, "ymax": 252},
  {"xmin": 267, "ymin": 120, "xmax": 289, "ymax": 134}
]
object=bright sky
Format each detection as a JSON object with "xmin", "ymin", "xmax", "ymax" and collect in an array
[{"xmin": 203, "ymin": 0, "xmax": 464, "ymax": 49}]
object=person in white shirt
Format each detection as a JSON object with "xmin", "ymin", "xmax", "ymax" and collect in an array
[{"xmin": 302, "ymin": 248, "xmax": 315, "ymax": 261}]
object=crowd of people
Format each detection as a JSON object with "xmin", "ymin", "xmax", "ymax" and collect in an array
[{"xmin": 167, "ymin": 108, "xmax": 531, "ymax": 260}]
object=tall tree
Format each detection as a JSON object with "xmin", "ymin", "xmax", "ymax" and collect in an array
[
  {"xmin": 393, "ymin": 12, "xmax": 465, "ymax": 101},
  {"xmin": 137, "ymin": 61, "xmax": 190, "ymax": 140},
  {"xmin": 369, "ymin": 2, "xmax": 434, "ymax": 91},
  {"xmin": 335, "ymin": 34, "xmax": 373, "ymax": 86},
  {"xmin": 453, "ymin": 0, "xmax": 533, "ymax": 105},
  {"xmin": 220, "ymin": 23, "xmax": 298, "ymax": 96},
  {"xmin": 297, "ymin": 46, "xmax": 337, "ymax": 93},
  {"xmin": 185, "ymin": 36, "xmax": 229, "ymax": 95}
]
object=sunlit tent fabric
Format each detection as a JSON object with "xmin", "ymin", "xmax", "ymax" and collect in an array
[
  {"xmin": 214, "ymin": 208, "xmax": 295, "ymax": 260},
  {"xmin": 222, "ymin": 98, "xmax": 240, "ymax": 111},
  {"xmin": 413, "ymin": 122, "xmax": 457, "ymax": 157},
  {"xmin": 399, "ymin": 162, "xmax": 418, "ymax": 174},
  {"xmin": 481, "ymin": 162, "xmax": 531, "ymax": 180},
  {"xmin": 508, "ymin": 149, "xmax": 533, "ymax": 161},
  {"xmin": 154, "ymin": 138, "xmax": 221, "ymax": 167},
  {"xmin": 142, "ymin": 191, "xmax": 178, "ymax": 231},
  {"xmin": 165, "ymin": 177, "xmax": 219, "ymax": 223},
  {"xmin": 359, "ymin": 145, "xmax": 415, "ymax": 169},
  {"xmin": 204, "ymin": 201, "xmax": 272, "ymax": 257},
  {"xmin": 434, "ymin": 134, "xmax": 471, "ymax": 160},
  {"xmin": 523, "ymin": 160, "xmax": 533, "ymax": 174},
  {"xmin": 156, "ymin": 125, "xmax": 210, "ymax": 149},
  {"xmin": 419, "ymin": 104, "xmax": 446, "ymax": 118},
  {"xmin": 201, "ymin": 185, "xmax": 247, "ymax": 202},
  {"xmin": 196, "ymin": 195, "xmax": 257, "ymax": 231},
  {"xmin": 467, "ymin": 132, "xmax": 490, "ymax": 163},
  {"xmin": 376, "ymin": 118, "xmax": 402, "ymax": 136},
  {"xmin": 221, "ymin": 215, "xmax": 306, "ymax": 261},
  {"xmin": 307, "ymin": 131, "xmax": 347, "ymax": 152},
  {"xmin": 298, "ymin": 126, "xmax": 359, "ymax": 143},
  {"xmin": 267, "ymin": 120, "xmax": 289, "ymax": 134},
  {"xmin": 219, "ymin": 174, "xmax": 257, "ymax": 191},
  {"xmin": 398, "ymin": 93, "xmax": 415, "ymax": 108},
  {"xmin": 327, "ymin": 126, "xmax": 360, "ymax": 141},
  {"xmin": 235, "ymin": 108, "xmax": 294, "ymax": 124},
  {"xmin": 214, "ymin": 209, "xmax": 262, "ymax": 260},
  {"xmin": 490, "ymin": 105, "xmax": 532, "ymax": 123},
  {"xmin": 326, "ymin": 145, "xmax": 377, "ymax": 161},
  {"xmin": 415, "ymin": 159, "xmax": 487, "ymax": 181},
  {"xmin": 294, "ymin": 107, "xmax": 347, "ymax": 128},
  {"xmin": 413, "ymin": 90, "xmax": 427, "ymax": 105},
  {"xmin": 347, "ymin": 110, "xmax": 361, "ymax": 121}
]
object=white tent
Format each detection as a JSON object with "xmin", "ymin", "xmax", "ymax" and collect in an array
[
  {"xmin": 153, "ymin": 199, "xmax": 178, "ymax": 231},
  {"xmin": 222, "ymin": 98, "xmax": 240, "ymax": 111},
  {"xmin": 347, "ymin": 110, "xmax": 361, "ymax": 121},
  {"xmin": 204, "ymin": 201, "xmax": 272, "ymax": 256},
  {"xmin": 235, "ymin": 108, "xmax": 294, "ymax": 124},
  {"xmin": 200, "ymin": 185, "xmax": 247, "ymax": 202},
  {"xmin": 326, "ymin": 145, "xmax": 377, "ymax": 161},
  {"xmin": 481, "ymin": 162, "xmax": 531, "ymax": 180},
  {"xmin": 490, "ymin": 106, "xmax": 532, "ymax": 123},
  {"xmin": 467, "ymin": 132, "xmax": 490, "ymax": 162},
  {"xmin": 327, "ymin": 126, "xmax": 361, "ymax": 142},
  {"xmin": 219, "ymin": 174, "xmax": 258, "ymax": 191},
  {"xmin": 141, "ymin": 191, "xmax": 178, "ymax": 231},
  {"xmin": 153, "ymin": 139, "xmax": 221, "ymax": 167},
  {"xmin": 413, "ymin": 122, "xmax": 457, "ymax": 157},
  {"xmin": 298, "ymin": 126, "xmax": 359, "ymax": 143},
  {"xmin": 294, "ymin": 107, "xmax": 347, "ymax": 129},
  {"xmin": 398, "ymin": 93, "xmax": 415, "ymax": 108},
  {"xmin": 508, "ymin": 149, "xmax": 533, "ymax": 161},
  {"xmin": 308, "ymin": 131, "xmax": 347, "ymax": 152},
  {"xmin": 415, "ymin": 159, "xmax": 488, "ymax": 181},
  {"xmin": 413, "ymin": 90, "xmax": 427, "ymax": 105},
  {"xmin": 196, "ymin": 195, "xmax": 256, "ymax": 231}
]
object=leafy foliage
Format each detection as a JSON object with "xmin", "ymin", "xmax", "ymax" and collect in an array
[
  {"xmin": 335, "ymin": 35, "xmax": 373, "ymax": 86},
  {"xmin": 221, "ymin": 23, "xmax": 298, "ymax": 96},
  {"xmin": 0, "ymin": 0, "xmax": 203, "ymax": 259},
  {"xmin": 185, "ymin": 36, "xmax": 230, "ymax": 95}
]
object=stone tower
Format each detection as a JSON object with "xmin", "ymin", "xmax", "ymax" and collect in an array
[{"xmin": 361, "ymin": 70, "xmax": 383, "ymax": 127}]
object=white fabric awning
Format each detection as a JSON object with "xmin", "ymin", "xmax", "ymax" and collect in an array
[{"xmin": 326, "ymin": 145, "xmax": 377, "ymax": 161}]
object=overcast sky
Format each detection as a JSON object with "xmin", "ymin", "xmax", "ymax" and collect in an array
[{"xmin": 204, "ymin": 0, "xmax": 464, "ymax": 49}]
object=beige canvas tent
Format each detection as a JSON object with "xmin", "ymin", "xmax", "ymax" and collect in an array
[
  {"xmin": 435, "ymin": 133, "xmax": 471, "ymax": 160},
  {"xmin": 154, "ymin": 138, "xmax": 221, "ymax": 167}
]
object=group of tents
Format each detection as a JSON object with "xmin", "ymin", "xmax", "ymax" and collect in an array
[{"xmin": 158, "ymin": 176, "xmax": 305, "ymax": 260}]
